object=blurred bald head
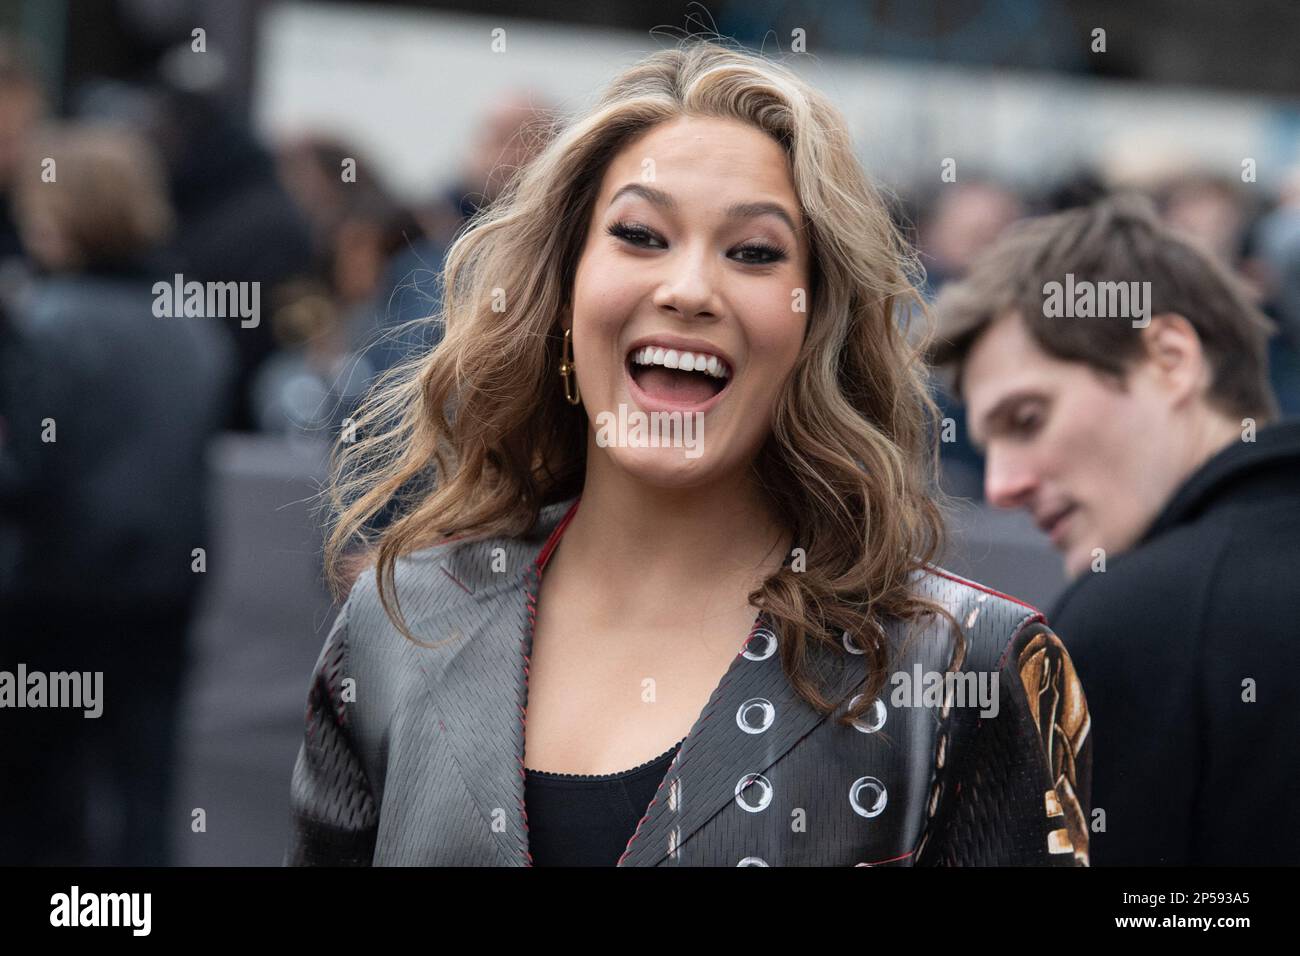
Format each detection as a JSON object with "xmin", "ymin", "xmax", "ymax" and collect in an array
[{"xmin": 463, "ymin": 91, "xmax": 556, "ymax": 205}]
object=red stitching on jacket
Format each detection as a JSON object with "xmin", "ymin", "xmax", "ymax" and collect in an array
[
  {"xmin": 859, "ymin": 849, "xmax": 915, "ymax": 866},
  {"xmin": 517, "ymin": 500, "xmax": 582, "ymax": 866},
  {"xmin": 440, "ymin": 565, "xmax": 472, "ymax": 595},
  {"xmin": 519, "ymin": 562, "xmax": 539, "ymax": 866},
  {"xmin": 928, "ymin": 566, "xmax": 1042, "ymax": 614},
  {"xmin": 996, "ymin": 611, "xmax": 1048, "ymax": 671},
  {"xmin": 536, "ymin": 498, "xmax": 582, "ymax": 573}
]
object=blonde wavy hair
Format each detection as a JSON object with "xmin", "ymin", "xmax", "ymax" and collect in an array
[{"xmin": 325, "ymin": 38, "xmax": 960, "ymax": 726}]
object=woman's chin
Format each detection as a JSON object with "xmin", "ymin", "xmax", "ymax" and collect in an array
[{"xmin": 599, "ymin": 443, "xmax": 714, "ymax": 488}]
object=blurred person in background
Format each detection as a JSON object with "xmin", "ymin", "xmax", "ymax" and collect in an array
[
  {"xmin": 0, "ymin": 123, "xmax": 233, "ymax": 864},
  {"xmin": 931, "ymin": 194, "xmax": 1300, "ymax": 865},
  {"xmin": 73, "ymin": 76, "xmax": 316, "ymax": 431},
  {"xmin": 1156, "ymin": 173, "xmax": 1251, "ymax": 270},
  {"xmin": 274, "ymin": 135, "xmax": 415, "ymax": 314},
  {"xmin": 355, "ymin": 90, "xmax": 556, "ymax": 385},
  {"xmin": 918, "ymin": 179, "xmax": 1025, "ymax": 296},
  {"xmin": 135, "ymin": 87, "xmax": 314, "ymax": 432},
  {"xmin": 1253, "ymin": 169, "xmax": 1300, "ymax": 350},
  {"xmin": 1153, "ymin": 171, "xmax": 1300, "ymax": 412},
  {"xmin": 915, "ymin": 179, "xmax": 1025, "ymax": 500},
  {"xmin": 255, "ymin": 136, "xmax": 425, "ymax": 439},
  {"xmin": 253, "ymin": 95, "xmax": 557, "ymax": 450},
  {"xmin": 297, "ymin": 92, "xmax": 559, "ymax": 592},
  {"xmin": 1244, "ymin": 169, "xmax": 1300, "ymax": 415},
  {"xmin": 0, "ymin": 37, "xmax": 46, "ymax": 268},
  {"xmin": 1037, "ymin": 169, "xmax": 1109, "ymax": 214}
]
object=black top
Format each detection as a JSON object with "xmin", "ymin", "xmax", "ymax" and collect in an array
[
  {"xmin": 1050, "ymin": 419, "xmax": 1300, "ymax": 865},
  {"xmin": 524, "ymin": 737, "xmax": 685, "ymax": 866}
]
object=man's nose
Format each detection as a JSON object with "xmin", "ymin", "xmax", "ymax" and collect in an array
[{"xmin": 984, "ymin": 445, "xmax": 1038, "ymax": 510}]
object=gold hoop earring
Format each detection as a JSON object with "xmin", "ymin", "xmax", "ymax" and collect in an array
[{"xmin": 560, "ymin": 327, "xmax": 581, "ymax": 405}]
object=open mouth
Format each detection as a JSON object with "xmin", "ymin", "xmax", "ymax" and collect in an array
[{"xmin": 626, "ymin": 344, "xmax": 731, "ymax": 408}]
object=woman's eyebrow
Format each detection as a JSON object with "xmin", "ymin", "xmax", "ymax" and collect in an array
[
  {"xmin": 608, "ymin": 183, "xmax": 798, "ymax": 233},
  {"xmin": 723, "ymin": 200, "xmax": 797, "ymax": 234}
]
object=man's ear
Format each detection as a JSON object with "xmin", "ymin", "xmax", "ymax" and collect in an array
[{"xmin": 1139, "ymin": 312, "xmax": 1206, "ymax": 406}]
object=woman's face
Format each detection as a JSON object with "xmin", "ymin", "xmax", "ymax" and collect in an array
[{"xmin": 568, "ymin": 114, "xmax": 811, "ymax": 489}]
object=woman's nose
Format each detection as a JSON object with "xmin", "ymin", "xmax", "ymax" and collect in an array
[{"xmin": 652, "ymin": 242, "xmax": 720, "ymax": 321}]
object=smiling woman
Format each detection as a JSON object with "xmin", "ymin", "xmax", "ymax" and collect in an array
[{"xmin": 287, "ymin": 38, "xmax": 1093, "ymax": 868}]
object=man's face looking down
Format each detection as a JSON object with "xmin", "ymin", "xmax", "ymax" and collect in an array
[{"xmin": 961, "ymin": 310, "xmax": 1232, "ymax": 578}]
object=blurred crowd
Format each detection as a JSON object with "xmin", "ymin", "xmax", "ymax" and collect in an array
[
  {"xmin": 1, "ymin": 24, "xmax": 1300, "ymax": 866},
  {"xmin": 0, "ymin": 32, "xmax": 561, "ymax": 865},
  {"xmin": 3, "ymin": 34, "xmax": 1299, "ymax": 453}
]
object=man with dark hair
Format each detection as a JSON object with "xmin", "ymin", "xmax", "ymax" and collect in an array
[{"xmin": 930, "ymin": 193, "xmax": 1300, "ymax": 865}]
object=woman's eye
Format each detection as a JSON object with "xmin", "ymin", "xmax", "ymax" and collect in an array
[
  {"xmin": 607, "ymin": 221, "xmax": 665, "ymax": 248},
  {"xmin": 730, "ymin": 242, "xmax": 787, "ymax": 265},
  {"xmin": 606, "ymin": 221, "xmax": 786, "ymax": 266}
]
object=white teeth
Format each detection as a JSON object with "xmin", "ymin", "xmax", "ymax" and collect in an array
[{"xmin": 629, "ymin": 344, "xmax": 731, "ymax": 379}]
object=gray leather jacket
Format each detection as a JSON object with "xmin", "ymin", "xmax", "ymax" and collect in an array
[{"xmin": 286, "ymin": 497, "xmax": 1091, "ymax": 866}]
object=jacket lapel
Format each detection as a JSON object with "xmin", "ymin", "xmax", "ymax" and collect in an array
[
  {"xmin": 406, "ymin": 501, "xmax": 575, "ymax": 866},
  {"xmin": 616, "ymin": 616, "xmax": 868, "ymax": 866}
]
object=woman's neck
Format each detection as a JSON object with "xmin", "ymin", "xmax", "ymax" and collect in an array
[{"xmin": 551, "ymin": 450, "xmax": 790, "ymax": 613}]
